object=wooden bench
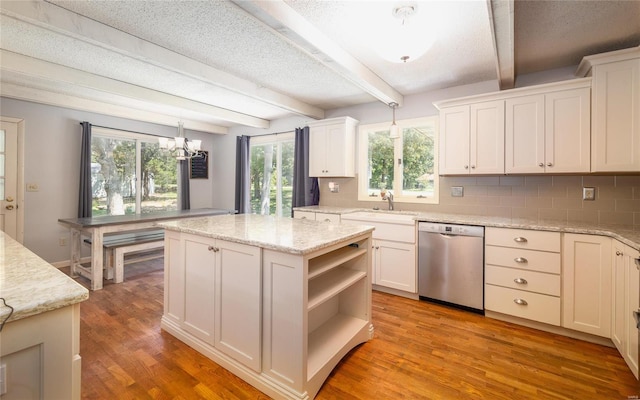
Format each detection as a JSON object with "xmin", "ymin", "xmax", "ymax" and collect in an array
[{"xmin": 83, "ymin": 230, "xmax": 164, "ymax": 283}]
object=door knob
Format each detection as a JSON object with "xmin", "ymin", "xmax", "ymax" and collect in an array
[{"xmin": 5, "ymin": 205, "xmax": 14, "ymax": 210}]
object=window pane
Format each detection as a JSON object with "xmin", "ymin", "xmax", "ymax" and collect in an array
[
  {"xmin": 92, "ymin": 137, "xmax": 136, "ymax": 216},
  {"xmin": 402, "ymin": 126, "xmax": 436, "ymax": 198},
  {"xmin": 250, "ymin": 143, "xmax": 277, "ymax": 215},
  {"xmin": 367, "ymin": 130, "xmax": 394, "ymax": 193},
  {"xmin": 141, "ymin": 142, "xmax": 178, "ymax": 213}
]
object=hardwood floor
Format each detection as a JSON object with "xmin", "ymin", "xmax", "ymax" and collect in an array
[{"xmin": 68, "ymin": 259, "xmax": 639, "ymax": 399}]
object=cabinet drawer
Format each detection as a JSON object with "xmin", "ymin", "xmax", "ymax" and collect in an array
[
  {"xmin": 485, "ymin": 285, "xmax": 561, "ymax": 326},
  {"xmin": 486, "ymin": 245, "xmax": 561, "ymax": 274},
  {"xmin": 294, "ymin": 211, "xmax": 315, "ymax": 220},
  {"xmin": 315, "ymin": 213, "xmax": 341, "ymax": 223},
  {"xmin": 486, "ymin": 227, "xmax": 560, "ymax": 252},
  {"xmin": 485, "ymin": 265, "xmax": 560, "ymax": 296}
]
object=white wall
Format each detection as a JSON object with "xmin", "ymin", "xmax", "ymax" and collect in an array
[{"xmin": 0, "ymin": 97, "xmax": 217, "ymax": 263}]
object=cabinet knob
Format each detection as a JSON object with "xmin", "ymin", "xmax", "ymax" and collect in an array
[
  {"xmin": 514, "ymin": 257, "xmax": 528, "ymax": 263},
  {"xmin": 538, "ymin": 163, "xmax": 544, "ymax": 167},
  {"xmin": 514, "ymin": 278, "xmax": 528, "ymax": 285},
  {"xmin": 616, "ymin": 250, "xmax": 623, "ymax": 256},
  {"xmin": 301, "ymin": 216, "xmax": 307, "ymax": 219},
  {"xmin": 323, "ymin": 218, "xmax": 331, "ymax": 222},
  {"xmin": 5, "ymin": 205, "xmax": 14, "ymax": 210},
  {"xmin": 208, "ymin": 246, "xmax": 219, "ymax": 252},
  {"xmin": 464, "ymin": 165, "xmax": 469, "ymax": 169},
  {"xmin": 471, "ymin": 165, "xmax": 476, "ymax": 169},
  {"xmin": 513, "ymin": 298, "xmax": 528, "ymax": 306},
  {"xmin": 547, "ymin": 162, "xmax": 553, "ymax": 167},
  {"xmin": 513, "ymin": 237, "xmax": 528, "ymax": 243}
]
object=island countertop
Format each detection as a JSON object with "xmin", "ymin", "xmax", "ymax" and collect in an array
[
  {"xmin": 0, "ymin": 231, "xmax": 89, "ymax": 323},
  {"xmin": 159, "ymin": 214, "xmax": 374, "ymax": 255}
]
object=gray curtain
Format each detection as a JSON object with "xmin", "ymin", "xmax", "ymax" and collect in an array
[
  {"xmin": 292, "ymin": 127, "xmax": 319, "ymax": 216},
  {"xmin": 179, "ymin": 159, "xmax": 190, "ymax": 210},
  {"xmin": 78, "ymin": 121, "xmax": 92, "ymax": 218},
  {"xmin": 235, "ymin": 135, "xmax": 251, "ymax": 214}
]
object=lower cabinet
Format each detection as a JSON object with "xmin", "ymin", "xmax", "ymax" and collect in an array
[
  {"xmin": 562, "ymin": 234, "xmax": 612, "ymax": 338},
  {"xmin": 612, "ymin": 240, "xmax": 640, "ymax": 379},
  {"xmin": 164, "ymin": 231, "xmax": 262, "ymax": 371},
  {"xmin": 373, "ymin": 239, "xmax": 416, "ymax": 292}
]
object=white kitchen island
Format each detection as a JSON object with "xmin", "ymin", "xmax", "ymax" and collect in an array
[{"xmin": 159, "ymin": 214, "xmax": 374, "ymax": 400}]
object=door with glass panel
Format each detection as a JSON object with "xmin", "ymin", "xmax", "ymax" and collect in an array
[{"xmin": 0, "ymin": 120, "xmax": 18, "ymax": 239}]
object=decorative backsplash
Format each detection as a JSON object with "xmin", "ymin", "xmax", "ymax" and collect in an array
[{"xmin": 318, "ymin": 175, "xmax": 640, "ymax": 228}]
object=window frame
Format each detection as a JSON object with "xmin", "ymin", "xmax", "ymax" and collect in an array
[
  {"xmin": 91, "ymin": 127, "xmax": 180, "ymax": 215},
  {"xmin": 357, "ymin": 116, "xmax": 439, "ymax": 204}
]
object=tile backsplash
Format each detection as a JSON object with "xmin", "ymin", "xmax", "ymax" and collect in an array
[{"xmin": 318, "ymin": 175, "xmax": 640, "ymax": 228}]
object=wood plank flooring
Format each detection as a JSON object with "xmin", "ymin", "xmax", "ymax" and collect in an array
[{"xmin": 68, "ymin": 259, "xmax": 639, "ymax": 399}]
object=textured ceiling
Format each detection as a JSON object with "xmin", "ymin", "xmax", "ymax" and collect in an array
[{"xmin": 0, "ymin": 0, "xmax": 639, "ymax": 133}]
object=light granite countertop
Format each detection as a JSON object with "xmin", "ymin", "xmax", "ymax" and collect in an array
[
  {"xmin": 0, "ymin": 231, "xmax": 89, "ymax": 324},
  {"xmin": 294, "ymin": 206, "xmax": 640, "ymax": 251},
  {"xmin": 159, "ymin": 214, "xmax": 374, "ymax": 255}
]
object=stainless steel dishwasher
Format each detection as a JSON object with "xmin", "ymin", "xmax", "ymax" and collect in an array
[{"xmin": 418, "ymin": 222, "xmax": 485, "ymax": 314}]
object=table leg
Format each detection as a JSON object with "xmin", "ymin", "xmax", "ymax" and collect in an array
[
  {"xmin": 90, "ymin": 228, "xmax": 104, "ymax": 290},
  {"xmin": 69, "ymin": 228, "xmax": 81, "ymax": 278}
]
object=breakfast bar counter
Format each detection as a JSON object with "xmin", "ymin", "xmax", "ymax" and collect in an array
[{"xmin": 159, "ymin": 214, "xmax": 374, "ymax": 400}]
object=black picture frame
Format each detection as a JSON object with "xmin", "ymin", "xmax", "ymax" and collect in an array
[{"xmin": 190, "ymin": 151, "xmax": 209, "ymax": 179}]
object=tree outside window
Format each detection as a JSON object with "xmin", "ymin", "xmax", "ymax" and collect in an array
[
  {"xmin": 359, "ymin": 117, "xmax": 439, "ymax": 204},
  {"xmin": 91, "ymin": 129, "xmax": 178, "ymax": 216}
]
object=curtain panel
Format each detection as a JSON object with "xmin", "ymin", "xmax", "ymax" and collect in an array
[
  {"xmin": 78, "ymin": 121, "xmax": 92, "ymax": 218},
  {"xmin": 179, "ymin": 159, "xmax": 190, "ymax": 210},
  {"xmin": 235, "ymin": 135, "xmax": 251, "ymax": 214},
  {"xmin": 292, "ymin": 126, "xmax": 319, "ymax": 216}
]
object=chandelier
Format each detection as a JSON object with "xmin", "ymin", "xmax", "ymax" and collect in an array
[{"xmin": 158, "ymin": 122, "xmax": 203, "ymax": 160}]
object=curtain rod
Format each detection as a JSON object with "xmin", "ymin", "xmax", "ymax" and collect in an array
[
  {"xmin": 81, "ymin": 122, "xmax": 174, "ymax": 138},
  {"xmin": 244, "ymin": 128, "xmax": 299, "ymax": 138}
]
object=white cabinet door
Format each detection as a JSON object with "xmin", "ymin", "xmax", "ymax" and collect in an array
[
  {"xmin": 562, "ymin": 234, "xmax": 612, "ymax": 338},
  {"xmin": 470, "ymin": 100, "xmax": 505, "ymax": 174},
  {"xmin": 613, "ymin": 242, "xmax": 640, "ymax": 379},
  {"xmin": 439, "ymin": 105, "xmax": 470, "ymax": 175},
  {"xmin": 215, "ymin": 240, "xmax": 262, "ymax": 372},
  {"xmin": 374, "ymin": 240, "xmax": 416, "ymax": 293},
  {"xmin": 309, "ymin": 117, "xmax": 357, "ymax": 177},
  {"xmin": 505, "ymin": 95, "xmax": 545, "ymax": 173},
  {"xmin": 545, "ymin": 88, "xmax": 591, "ymax": 173},
  {"xmin": 183, "ymin": 235, "xmax": 217, "ymax": 344},
  {"xmin": 591, "ymin": 58, "xmax": 640, "ymax": 172},
  {"xmin": 612, "ymin": 240, "xmax": 627, "ymax": 352},
  {"xmin": 625, "ymin": 245, "xmax": 639, "ymax": 379}
]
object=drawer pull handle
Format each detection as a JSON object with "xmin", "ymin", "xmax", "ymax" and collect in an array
[
  {"xmin": 514, "ymin": 278, "xmax": 528, "ymax": 285},
  {"xmin": 514, "ymin": 257, "xmax": 528, "ymax": 263},
  {"xmin": 208, "ymin": 246, "xmax": 219, "ymax": 252},
  {"xmin": 514, "ymin": 298, "xmax": 528, "ymax": 306},
  {"xmin": 514, "ymin": 237, "xmax": 528, "ymax": 243}
]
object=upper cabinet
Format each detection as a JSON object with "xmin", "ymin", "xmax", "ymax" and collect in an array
[
  {"xmin": 308, "ymin": 116, "xmax": 358, "ymax": 177},
  {"xmin": 505, "ymin": 86, "xmax": 591, "ymax": 173},
  {"xmin": 439, "ymin": 100, "xmax": 505, "ymax": 175},
  {"xmin": 435, "ymin": 79, "xmax": 591, "ymax": 175},
  {"xmin": 577, "ymin": 46, "xmax": 640, "ymax": 172}
]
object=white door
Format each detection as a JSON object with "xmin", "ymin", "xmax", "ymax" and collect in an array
[{"xmin": 0, "ymin": 120, "xmax": 18, "ymax": 239}]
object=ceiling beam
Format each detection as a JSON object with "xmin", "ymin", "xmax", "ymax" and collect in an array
[
  {"xmin": 487, "ymin": 0, "xmax": 515, "ymax": 90},
  {"xmin": 0, "ymin": 0, "xmax": 324, "ymax": 121},
  {"xmin": 232, "ymin": 0, "xmax": 404, "ymax": 107}
]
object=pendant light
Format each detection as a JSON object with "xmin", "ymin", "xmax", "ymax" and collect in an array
[{"xmin": 389, "ymin": 102, "xmax": 400, "ymax": 139}]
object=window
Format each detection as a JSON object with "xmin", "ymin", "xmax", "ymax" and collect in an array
[
  {"xmin": 358, "ymin": 117, "xmax": 439, "ymax": 204},
  {"xmin": 249, "ymin": 133, "xmax": 295, "ymax": 216},
  {"xmin": 91, "ymin": 128, "xmax": 178, "ymax": 216}
]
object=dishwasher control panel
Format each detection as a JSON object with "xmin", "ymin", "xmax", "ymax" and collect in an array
[{"xmin": 418, "ymin": 222, "xmax": 484, "ymax": 237}]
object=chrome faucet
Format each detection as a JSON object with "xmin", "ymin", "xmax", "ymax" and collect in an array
[{"xmin": 381, "ymin": 190, "xmax": 394, "ymax": 211}]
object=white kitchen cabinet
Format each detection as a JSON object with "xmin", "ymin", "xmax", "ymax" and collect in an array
[
  {"xmin": 562, "ymin": 234, "xmax": 612, "ymax": 338},
  {"xmin": 373, "ymin": 239, "xmax": 416, "ymax": 292},
  {"xmin": 308, "ymin": 116, "xmax": 358, "ymax": 177},
  {"xmin": 612, "ymin": 240, "xmax": 639, "ymax": 379},
  {"xmin": 163, "ymin": 231, "xmax": 262, "ymax": 370},
  {"xmin": 505, "ymin": 86, "xmax": 591, "ymax": 173},
  {"xmin": 293, "ymin": 210, "xmax": 341, "ymax": 223},
  {"xmin": 439, "ymin": 101, "xmax": 505, "ymax": 175},
  {"xmin": 577, "ymin": 47, "xmax": 640, "ymax": 172},
  {"xmin": 484, "ymin": 227, "xmax": 561, "ymax": 326}
]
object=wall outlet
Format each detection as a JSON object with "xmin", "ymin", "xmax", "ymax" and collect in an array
[
  {"xmin": 451, "ymin": 186, "xmax": 464, "ymax": 197},
  {"xmin": 26, "ymin": 183, "xmax": 39, "ymax": 192},
  {"xmin": 583, "ymin": 187, "xmax": 596, "ymax": 201},
  {"xmin": 59, "ymin": 237, "xmax": 67, "ymax": 246}
]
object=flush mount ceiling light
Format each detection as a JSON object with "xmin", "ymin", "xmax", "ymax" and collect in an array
[
  {"xmin": 389, "ymin": 102, "xmax": 400, "ymax": 139},
  {"xmin": 158, "ymin": 121, "xmax": 204, "ymax": 161},
  {"xmin": 374, "ymin": 3, "xmax": 434, "ymax": 63}
]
